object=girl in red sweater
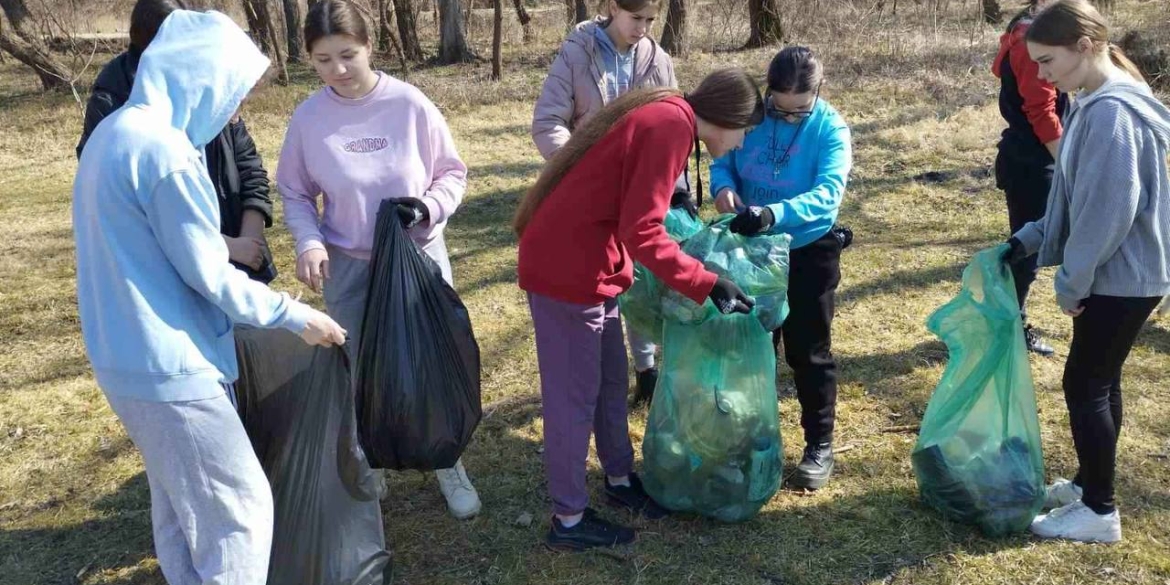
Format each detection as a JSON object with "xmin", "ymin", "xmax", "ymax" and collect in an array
[{"xmin": 514, "ymin": 68, "xmax": 764, "ymax": 551}]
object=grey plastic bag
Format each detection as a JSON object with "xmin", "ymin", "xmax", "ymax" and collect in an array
[{"xmin": 234, "ymin": 327, "xmax": 391, "ymax": 585}]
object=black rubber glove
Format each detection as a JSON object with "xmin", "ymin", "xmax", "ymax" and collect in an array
[
  {"xmin": 729, "ymin": 206, "xmax": 775, "ymax": 236},
  {"xmin": 708, "ymin": 277, "xmax": 755, "ymax": 315},
  {"xmin": 1002, "ymin": 237, "xmax": 1027, "ymax": 265},
  {"xmin": 387, "ymin": 197, "xmax": 429, "ymax": 229},
  {"xmin": 670, "ymin": 189, "xmax": 699, "ymax": 219}
]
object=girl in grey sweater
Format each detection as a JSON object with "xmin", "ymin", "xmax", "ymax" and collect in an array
[{"xmin": 1004, "ymin": 0, "xmax": 1170, "ymax": 544}]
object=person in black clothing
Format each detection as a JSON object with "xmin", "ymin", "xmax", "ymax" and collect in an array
[
  {"xmin": 991, "ymin": 0, "xmax": 1066, "ymax": 355},
  {"xmin": 77, "ymin": 0, "xmax": 277, "ymax": 284}
]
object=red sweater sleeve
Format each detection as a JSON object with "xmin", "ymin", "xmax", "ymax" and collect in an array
[
  {"xmin": 1009, "ymin": 26, "xmax": 1063, "ymax": 145},
  {"xmin": 617, "ymin": 105, "xmax": 719, "ymax": 305}
]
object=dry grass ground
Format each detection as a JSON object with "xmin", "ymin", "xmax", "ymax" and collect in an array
[{"xmin": 2, "ymin": 1, "xmax": 1169, "ymax": 584}]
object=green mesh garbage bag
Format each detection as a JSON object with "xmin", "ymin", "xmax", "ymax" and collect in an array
[
  {"xmin": 619, "ymin": 207, "xmax": 705, "ymax": 344},
  {"xmin": 660, "ymin": 217, "xmax": 791, "ymax": 331},
  {"xmin": 911, "ymin": 244, "xmax": 1045, "ymax": 536},
  {"xmin": 642, "ymin": 217, "xmax": 791, "ymax": 522}
]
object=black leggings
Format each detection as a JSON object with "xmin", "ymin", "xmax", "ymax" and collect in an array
[{"xmin": 1063, "ymin": 294, "xmax": 1160, "ymax": 515}]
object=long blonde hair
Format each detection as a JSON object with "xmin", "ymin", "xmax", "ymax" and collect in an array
[
  {"xmin": 513, "ymin": 68, "xmax": 764, "ymax": 236},
  {"xmin": 1026, "ymin": 0, "xmax": 1145, "ymax": 83}
]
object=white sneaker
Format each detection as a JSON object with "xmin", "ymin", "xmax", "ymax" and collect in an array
[
  {"xmin": 1029, "ymin": 501, "xmax": 1121, "ymax": 543},
  {"xmin": 436, "ymin": 458, "xmax": 481, "ymax": 520},
  {"xmin": 1044, "ymin": 478, "xmax": 1083, "ymax": 509}
]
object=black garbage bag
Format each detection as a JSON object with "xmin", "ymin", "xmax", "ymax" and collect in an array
[
  {"xmin": 234, "ymin": 326, "xmax": 391, "ymax": 585},
  {"xmin": 355, "ymin": 200, "xmax": 482, "ymax": 470}
]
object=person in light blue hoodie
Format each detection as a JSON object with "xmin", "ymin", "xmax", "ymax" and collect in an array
[
  {"xmin": 72, "ymin": 9, "xmax": 346, "ymax": 584},
  {"xmin": 709, "ymin": 46, "xmax": 853, "ymax": 491}
]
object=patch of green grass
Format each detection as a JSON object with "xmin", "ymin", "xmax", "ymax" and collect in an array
[{"xmin": 2, "ymin": 2, "xmax": 1170, "ymax": 583}]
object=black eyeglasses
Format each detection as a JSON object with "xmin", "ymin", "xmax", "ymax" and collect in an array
[{"xmin": 766, "ymin": 83, "xmax": 822, "ymax": 120}]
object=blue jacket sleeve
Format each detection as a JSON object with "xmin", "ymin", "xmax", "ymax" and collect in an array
[
  {"xmin": 143, "ymin": 169, "xmax": 312, "ymax": 333},
  {"xmin": 708, "ymin": 149, "xmax": 740, "ymax": 203}
]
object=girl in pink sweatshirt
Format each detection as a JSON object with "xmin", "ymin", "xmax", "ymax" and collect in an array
[{"xmin": 276, "ymin": 0, "xmax": 481, "ymax": 520}]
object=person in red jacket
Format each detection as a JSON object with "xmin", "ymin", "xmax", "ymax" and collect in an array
[
  {"xmin": 992, "ymin": 0, "xmax": 1067, "ymax": 356},
  {"xmin": 514, "ymin": 68, "xmax": 764, "ymax": 552}
]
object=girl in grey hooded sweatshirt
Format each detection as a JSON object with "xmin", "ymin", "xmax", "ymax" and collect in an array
[{"xmin": 1003, "ymin": 0, "xmax": 1170, "ymax": 545}]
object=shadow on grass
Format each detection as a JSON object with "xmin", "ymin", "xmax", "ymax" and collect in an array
[
  {"xmin": 382, "ymin": 435, "xmax": 1041, "ymax": 585},
  {"xmin": 1134, "ymin": 319, "xmax": 1170, "ymax": 354},
  {"xmin": 0, "ymin": 472, "xmax": 160, "ymax": 585},
  {"xmin": 838, "ymin": 338, "xmax": 948, "ymax": 396},
  {"xmin": 4, "ymin": 395, "xmax": 1164, "ymax": 585},
  {"xmin": 837, "ymin": 261, "xmax": 966, "ymax": 306}
]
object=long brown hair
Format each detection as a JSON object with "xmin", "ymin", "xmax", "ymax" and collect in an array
[
  {"xmin": 513, "ymin": 68, "xmax": 763, "ymax": 235},
  {"xmin": 1026, "ymin": 0, "xmax": 1145, "ymax": 83},
  {"xmin": 304, "ymin": 0, "xmax": 371, "ymax": 54}
]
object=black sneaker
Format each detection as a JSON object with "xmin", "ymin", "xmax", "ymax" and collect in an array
[
  {"xmin": 605, "ymin": 472, "xmax": 669, "ymax": 519},
  {"xmin": 545, "ymin": 508, "xmax": 635, "ymax": 552},
  {"xmin": 633, "ymin": 368, "xmax": 658, "ymax": 406},
  {"xmin": 789, "ymin": 442, "xmax": 835, "ymax": 490},
  {"xmin": 1024, "ymin": 324, "xmax": 1055, "ymax": 357}
]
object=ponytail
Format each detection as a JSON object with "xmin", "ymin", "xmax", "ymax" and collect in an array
[{"xmin": 1108, "ymin": 44, "xmax": 1146, "ymax": 84}]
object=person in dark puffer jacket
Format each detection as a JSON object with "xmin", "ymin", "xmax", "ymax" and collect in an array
[
  {"xmin": 991, "ymin": 0, "xmax": 1067, "ymax": 356},
  {"xmin": 77, "ymin": 0, "xmax": 277, "ymax": 284}
]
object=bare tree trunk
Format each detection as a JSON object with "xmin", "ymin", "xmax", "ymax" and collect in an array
[
  {"xmin": 380, "ymin": 1, "xmax": 410, "ymax": 79},
  {"xmin": 745, "ymin": 0, "xmax": 783, "ymax": 48},
  {"xmin": 564, "ymin": 0, "xmax": 587, "ymax": 28},
  {"xmin": 660, "ymin": 0, "xmax": 686, "ymax": 57},
  {"xmin": 437, "ymin": 0, "xmax": 475, "ymax": 64},
  {"xmin": 981, "ymin": 0, "xmax": 1001, "ymax": 23},
  {"xmin": 0, "ymin": 0, "xmax": 71, "ymax": 90},
  {"xmin": 242, "ymin": 0, "xmax": 273, "ymax": 54},
  {"xmin": 378, "ymin": 0, "xmax": 392, "ymax": 52},
  {"xmin": 463, "ymin": 0, "xmax": 474, "ymax": 39},
  {"xmin": 244, "ymin": 0, "xmax": 287, "ymax": 82},
  {"xmin": 392, "ymin": 0, "xmax": 424, "ymax": 61},
  {"xmin": 511, "ymin": 0, "xmax": 531, "ymax": 43},
  {"xmin": 282, "ymin": 0, "xmax": 302, "ymax": 62},
  {"xmin": 0, "ymin": 0, "xmax": 29, "ymax": 25},
  {"xmin": 491, "ymin": 0, "xmax": 502, "ymax": 80}
]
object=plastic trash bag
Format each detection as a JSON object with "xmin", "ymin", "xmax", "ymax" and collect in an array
[
  {"xmin": 234, "ymin": 327, "xmax": 391, "ymax": 585},
  {"xmin": 911, "ymin": 244, "xmax": 1045, "ymax": 536},
  {"xmin": 355, "ymin": 200, "xmax": 482, "ymax": 471},
  {"xmin": 642, "ymin": 217, "xmax": 791, "ymax": 522},
  {"xmin": 619, "ymin": 207, "xmax": 705, "ymax": 344},
  {"xmin": 660, "ymin": 217, "xmax": 791, "ymax": 331}
]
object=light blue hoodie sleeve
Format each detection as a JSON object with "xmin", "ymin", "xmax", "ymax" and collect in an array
[
  {"xmin": 709, "ymin": 148, "xmax": 741, "ymax": 203},
  {"xmin": 144, "ymin": 168, "xmax": 312, "ymax": 332},
  {"xmin": 765, "ymin": 121, "xmax": 852, "ymax": 231}
]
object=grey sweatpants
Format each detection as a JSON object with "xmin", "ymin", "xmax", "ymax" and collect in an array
[
  {"xmin": 626, "ymin": 326, "xmax": 656, "ymax": 372},
  {"xmin": 323, "ymin": 237, "xmax": 452, "ymax": 360},
  {"xmin": 106, "ymin": 387, "xmax": 273, "ymax": 585}
]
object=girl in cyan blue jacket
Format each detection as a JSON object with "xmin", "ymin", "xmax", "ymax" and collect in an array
[{"xmin": 709, "ymin": 46, "xmax": 852, "ymax": 491}]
